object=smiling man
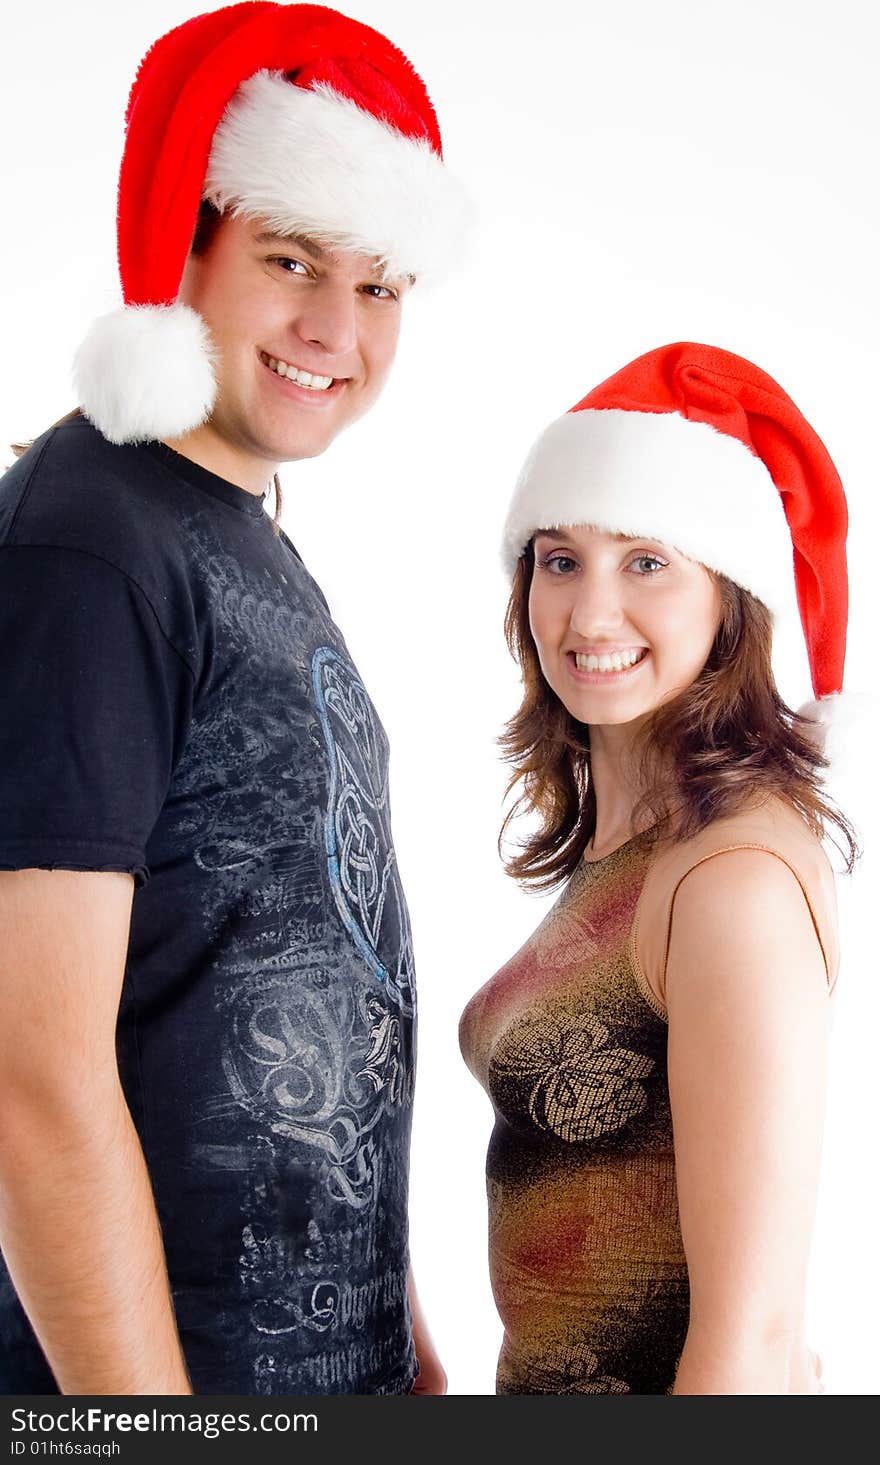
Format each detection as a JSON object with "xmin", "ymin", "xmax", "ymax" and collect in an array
[
  {"xmin": 170, "ymin": 213, "xmax": 408, "ymax": 484},
  {"xmin": 0, "ymin": 3, "xmax": 465, "ymax": 1397}
]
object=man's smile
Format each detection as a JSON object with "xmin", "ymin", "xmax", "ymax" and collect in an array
[{"xmin": 258, "ymin": 349, "xmax": 340, "ymax": 392}]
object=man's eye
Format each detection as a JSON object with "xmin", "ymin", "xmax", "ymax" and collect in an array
[
  {"xmin": 271, "ymin": 256, "xmax": 309, "ymax": 275},
  {"xmin": 361, "ymin": 283, "xmax": 398, "ymax": 300}
]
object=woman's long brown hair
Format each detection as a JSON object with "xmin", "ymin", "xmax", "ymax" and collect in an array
[{"xmin": 499, "ymin": 539, "xmax": 859, "ymax": 890}]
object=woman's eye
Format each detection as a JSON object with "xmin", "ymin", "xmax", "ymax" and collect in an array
[
  {"xmin": 538, "ymin": 554, "xmax": 578, "ymax": 574},
  {"xmin": 629, "ymin": 554, "xmax": 668, "ymax": 574}
]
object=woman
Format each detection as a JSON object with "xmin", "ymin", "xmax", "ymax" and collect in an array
[{"xmin": 459, "ymin": 342, "xmax": 857, "ymax": 1395}]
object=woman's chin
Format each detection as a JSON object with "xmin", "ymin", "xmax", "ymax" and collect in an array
[{"xmin": 559, "ymin": 691, "xmax": 657, "ymax": 730}]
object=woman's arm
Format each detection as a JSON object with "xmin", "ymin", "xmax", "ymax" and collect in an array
[{"xmin": 665, "ymin": 848, "xmax": 831, "ymax": 1395}]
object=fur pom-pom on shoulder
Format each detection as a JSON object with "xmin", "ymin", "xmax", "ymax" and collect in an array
[{"xmin": 73, "ymin": 303, "xmax": 218, "ymax": 445}]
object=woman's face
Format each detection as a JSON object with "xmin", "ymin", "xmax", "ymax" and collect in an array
[{"xmin": 528, "ymin": 524, "xmax": 722, "ymax": 728}]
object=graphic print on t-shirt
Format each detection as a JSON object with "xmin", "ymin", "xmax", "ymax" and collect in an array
[
  {"xmin": 216, "ymin": 646, "xmax": 416, "ymax": 1216},
  {"xmin": 312, "ymin": 645, "xmax": 416, "ymax": 1017},
  {"xmin": 153, "ymin": 516, "xmax": 417, "ymax": 1387}
]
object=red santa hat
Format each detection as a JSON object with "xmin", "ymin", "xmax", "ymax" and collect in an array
[
  {"xmin": 502, "ymin": 342, "xmax": 849, "ymax": 729},
  {"xmin": 73, "ymin": 1, "xmax": 468, "ymax": 446}
]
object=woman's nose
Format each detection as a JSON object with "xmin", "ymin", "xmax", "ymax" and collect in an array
[{"xmin": 568, "ymin": 575, "xmax": 625, "ymax": 637}]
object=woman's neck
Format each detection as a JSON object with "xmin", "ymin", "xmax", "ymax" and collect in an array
[{"xmin": 587, "ymin": 719, "xmax": 654, "ymax": 857}]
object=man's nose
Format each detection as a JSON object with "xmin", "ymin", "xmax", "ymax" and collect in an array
[{"xmin": 294, "ymin": 281, "xmax": 358, "ymax": 357}]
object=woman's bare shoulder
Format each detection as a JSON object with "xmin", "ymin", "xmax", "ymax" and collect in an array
[{"xmin": 632, "ymin": 796, "xmax": 839, "ymax": 1014}]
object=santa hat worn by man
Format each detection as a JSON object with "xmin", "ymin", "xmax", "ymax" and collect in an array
[
  {"xmin": 74, "ymin": 1, "xmax": 468, "ymax": 447},
  {"xmin": 501, "ymin": 341, "xmax": 850, "ymax": 744}
]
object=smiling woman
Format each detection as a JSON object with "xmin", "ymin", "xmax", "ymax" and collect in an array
[
  {"xmin": 503, "ymin": 528, "xmax": 855, "ymax": 886},
  {"xmin": 460, "ymin": 341, "xmax": 857, "ymax": 1395}
]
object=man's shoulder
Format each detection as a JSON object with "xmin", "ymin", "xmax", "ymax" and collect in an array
[
  {"xmin": 1, "ymin": 416, "xmax": 210, "ymax": 674},
  {"xmin": 1, "ymin": 414, "xmax": 183, "ymax": 564}
]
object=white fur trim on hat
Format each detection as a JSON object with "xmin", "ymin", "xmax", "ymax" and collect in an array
[
  {"xmin": 74, "ymin": 303, "xmax": 217, "ymax": 445},
  {"xmin": 204, "ymin": 71, "xmax": 470, "ymax": 283},
  {"xmin": 501, "ymin": 408, "xmax": 794, "ymax": 616}
]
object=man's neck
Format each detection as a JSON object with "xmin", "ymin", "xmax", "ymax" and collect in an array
[{"xmin": 160, "ymin": 423, "xmax": 275, "ymax": 497}]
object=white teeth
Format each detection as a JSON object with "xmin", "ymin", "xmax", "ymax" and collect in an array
[
  {"xmin": 575, "ymin": 648, "xmax": 645, "ymax": 672},
  {"xmin": 262, "ymin": 353, "xmax": 333, "ymax": 390}
]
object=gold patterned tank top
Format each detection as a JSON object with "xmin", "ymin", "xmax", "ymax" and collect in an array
[{"xmin": 458, "ymin": 802, "xmax": 838, "ymax": 1396}]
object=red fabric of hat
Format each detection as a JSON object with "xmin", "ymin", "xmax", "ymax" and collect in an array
[
  {"xmin": 574, "ymin": 344, "xmax": 849, "ymax": 700},
  {"xmin": 119, "ymin": 2, "xmax": 444, "ymax": 307}
]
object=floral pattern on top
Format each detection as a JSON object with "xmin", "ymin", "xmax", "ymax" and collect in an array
[{"xmin": 491, "ymin": 1010, "xmax": 655, "ymax": 1143}]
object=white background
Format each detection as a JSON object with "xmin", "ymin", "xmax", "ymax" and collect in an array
[{"xmin": 1, "ymin": 0, "xmax": 877, "ymax": 1395}]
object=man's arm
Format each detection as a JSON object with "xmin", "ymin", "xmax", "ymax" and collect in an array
[
  {"xmin": 0, "ymin": 869, "xmax": 192, "ymax": 1395},
  {"xmin": 406, "ymin": 1266, "xmax": 447, "ymax": 1394},
  {"xmin": 665, "ymin": 849, "xmax": 830, "ymax": 1394}
]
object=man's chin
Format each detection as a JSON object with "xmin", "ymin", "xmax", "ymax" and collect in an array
[
  {"xmin": 271, "ymin": 413, "xmax": 362, "ymax": 464},
  {"xmin": 271, "ymin": 433, "xmax": 339, "ymax": 464}
]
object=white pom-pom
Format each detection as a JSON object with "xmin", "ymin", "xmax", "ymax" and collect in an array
[
  {"xmin": 796, "ymin": 690, "xmax": 875, "ymax": 772},
  {"xmin": 73, "ymin": 303, "xmax": 218, "ymax": 445}
]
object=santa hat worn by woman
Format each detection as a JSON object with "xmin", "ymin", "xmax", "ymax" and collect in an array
[
  {"xmin": 74, "ymin": 1, "xmax": 469, "ymax": 447},
  {"xmin": 501, "ymin": 342, "xmax": 850, "ymax": 747}
]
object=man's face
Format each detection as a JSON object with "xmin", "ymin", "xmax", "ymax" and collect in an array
[{"xmin": 176, "ymin": 213, "xmax": 408, "ymax": 478}]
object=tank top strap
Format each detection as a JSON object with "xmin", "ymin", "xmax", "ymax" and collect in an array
[{"xmin": 631, "ymin": 798, "xmax": 840, "ymax": 1017}]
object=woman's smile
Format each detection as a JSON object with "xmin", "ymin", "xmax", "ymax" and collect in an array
[{"xmin": 566, "ymin": 646, "xmax": 650, "ymax": 683}]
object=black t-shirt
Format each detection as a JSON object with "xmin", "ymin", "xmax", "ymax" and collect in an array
[{"xmin": 0, "ymin": 417, "xmax": 417, "ymax": 1395}]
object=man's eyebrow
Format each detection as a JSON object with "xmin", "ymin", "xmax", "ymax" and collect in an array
[
  {"xmin": 253, "ymin": 229, "xmax": 394, "ymax": 283},
  {"xmin": 254, "ymin": 230, "xmax": 329, "ymax": 261}
]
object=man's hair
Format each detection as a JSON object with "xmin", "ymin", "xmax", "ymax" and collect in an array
[
  {"xmin": 190, "ymin": 197, "xmax": 224, "ymax": 257},
  {"xmin": 498, "ymin": 537, "xmax": 859, "ymax": 889}
]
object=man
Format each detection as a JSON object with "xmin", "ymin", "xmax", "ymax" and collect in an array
[{"xmin": 0, "ymin": 2, "xmax": 466, "ymax": 1396}]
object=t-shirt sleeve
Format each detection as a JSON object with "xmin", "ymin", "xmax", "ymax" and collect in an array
[{"xmin": 0, "ymin": 545, "xmax": 195, "ymax": 886}]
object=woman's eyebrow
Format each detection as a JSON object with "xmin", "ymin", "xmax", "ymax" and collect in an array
[{"xmin": 534, "ymin": 528, "xmax": 668, "ymax": 546}]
